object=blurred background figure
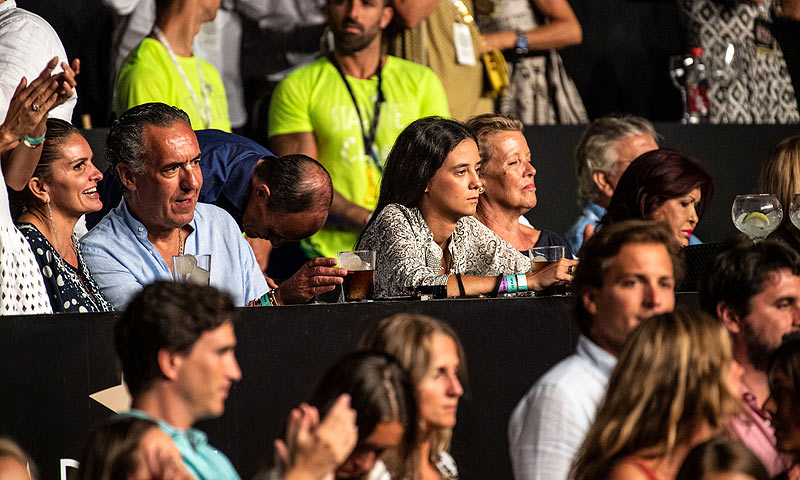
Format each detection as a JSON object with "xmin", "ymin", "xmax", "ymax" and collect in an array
[
  {"xmin": 468, "ymin": 114, "xmax": 573, "ymax": 257},
  {"xmin": 113, "ymin": 0, "xmax": 231, "ymax": 131},
  {"xmin": 11, "ymin": 119, "xmax": 112, "ymax": 313},
  {"xmin": 677, "ymin": 0, "xmax": 799, "ymax": 123},
  {"xmin": 600, "ymin": 148, "xmax": 713, "ymax": 247},
  {"xmin": 0, "ymin": 0, "xmax": 78, "ymax": 123},
  {"xmin": 260, "ymin": 351, "xmax": 417, "ymax": 480},
  {"xmin": 565, "ymin": 115, "xmax": 659, "ymax": 253},
  {"xmin": 477, "ymin": 0, "xmax": 587, "ymax": 125},
  {"xmin": 766, "ymin": 332, "xmax": 800, "ymax": 464},
  {"xmin": 74, "ymin": 416, "xmax": 192, "ymax": 480},
  {"xmin": 570, "ymin": 308, "xmax": 743, "ymax": 480},
  {"xmin": 676, "ymin": 438, "xmax": 769, "ymax": 480},
  {"xmin": 359, "ymin": 314, "xmax": 465, "ymax": 479},
  {"xmin": 699, "ymin": 239, "xmax": 800, "ymax": 477},
  {"xmin": 0, "ymin": 437, "xmax": 35, "ymax": 480},
  {"xmin": 385, "ymin": 0, "xmax": 492, "ymax": 121},
  {"xmin": 758, "ymin": 134, "xmax": 800, "ymax": 252}
]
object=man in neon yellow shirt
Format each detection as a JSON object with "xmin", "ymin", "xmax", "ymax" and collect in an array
[
  {"xmin": 268, "ymin": 0, "xmax": 449, "ymax": 261},
  {"xmin": 113, "ymin": 0, "xmax": 231, "ymax": 132}
]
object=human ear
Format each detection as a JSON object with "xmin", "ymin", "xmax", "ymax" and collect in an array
[
  {"xmin": 27, "ymin": 177, "xmax": 49, "ymax": 203},
  {"xmin": 581, "ymin": 287, "xmax": 600, "ymax": 316},
  {"xmin": 157, "ymin": 349, "xmax": 183, "ymax": 381},
  {"xmin": 592, "ymin": 171, "xmax": 614, "ymax": 199},
  {"xmin": 380, "ymin": 5, "xmax": 393, "ymax": 28},
  {"xmin": 717, "ymin": 302, "xmax": 741, "ymax": 335},
  {"xmin": 117, "ymin": 163, "xmax": 137, "ymax": 192}
]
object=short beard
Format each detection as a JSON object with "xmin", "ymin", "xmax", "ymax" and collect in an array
[
  {"xmin": 743, "ymin": 320, "xmax": 777, "ymax": 372},
  {"xmin": 333, "ymin": 30, "xmax": 379, "ymax": 55}
]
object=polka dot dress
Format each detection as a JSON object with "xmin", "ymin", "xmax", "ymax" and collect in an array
[
  {"xmin": 17, "ymin": 223, "xmax": 111, "ymax": 314},
  {"xmin": 0, "ymin": 224, "xmax": 52, "ymax": 314}
]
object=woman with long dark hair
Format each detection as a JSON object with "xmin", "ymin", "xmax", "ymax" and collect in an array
[
  {"xmin": 600, "ymin": 149, "xmax": 713, "ymax": 247},
  {"xmin": 357, "ymin": 116, "xmax": 575, "ymax": 297}
]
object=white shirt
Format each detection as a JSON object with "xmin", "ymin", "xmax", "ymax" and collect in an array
[
  {"xmin": 508, "ymin": 335, "xmax": 617, "ymax": 480},
  {"xmin": 0, "ymin": 0, "xmax": 75, "ymax": 123}
]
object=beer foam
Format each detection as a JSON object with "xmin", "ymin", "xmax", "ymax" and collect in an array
[{"xmin": 339, "ymin": 252, "xmax": 371, "ymax": 270}]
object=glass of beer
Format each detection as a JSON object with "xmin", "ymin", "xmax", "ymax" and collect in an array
[
  {"xmin": 172, "ymin": 254, "xmax": 211, "ymax": 285},
  {"xmin": 337, "ymin": 250, "xmax": 376, "ymax": 302},
  {"xmin": 529, "ymin": 246, "xmax": 565, "ymax": 272}
]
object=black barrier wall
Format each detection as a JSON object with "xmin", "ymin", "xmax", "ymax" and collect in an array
[
  {"xmin": 3, "ymin": 297, "xmax": 579, "ymax": 479},
  {"xmin": 0, "ymin": 294, "xmax": 701, "ymax": 479}
]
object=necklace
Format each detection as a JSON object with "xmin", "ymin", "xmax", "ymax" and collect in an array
[{"xmin": 178, "ymin": 229, "xmax": 184, "ymax": 256}]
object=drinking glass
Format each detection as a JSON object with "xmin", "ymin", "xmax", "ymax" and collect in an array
[
  {"xmin": 669, "ymin": 55, "xmax": 692, "ymax": 124},
  {"xmin": 172, "ymin": 254, "xmax": 211, "ymax": 285},
  {"xmin": 732, "ymin": 194, "xmax": 782, "ymax": 243},
  {"xmin": 710, "ymin": 42, "xmax": 741, "ymax": 123},
  {"xmin": 528, "ymin": 245, "xmax": 565, "ymax": 272},
  {"xmin": 790, "ymin": 194, "xmax": 800, "ymax": 231},
  {"xmin": 337, "ymin": 250, "xmax": 376, "ymax": 302}
]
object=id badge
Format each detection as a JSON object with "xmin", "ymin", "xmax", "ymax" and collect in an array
[
  {"xmin": 453, "ymin": 23, "xmax": 477, "ymax": 66},
  {"xmin": 753, "ymin": 16, "xmax": 776, "ymax": 54}
]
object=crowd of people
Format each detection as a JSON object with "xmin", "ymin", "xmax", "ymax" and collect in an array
[{"xmin": 2, "ymin": 0, "xmax": 800, "ymax": 478}]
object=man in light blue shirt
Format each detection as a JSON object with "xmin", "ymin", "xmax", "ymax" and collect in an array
[
  {"xmin": 564, "ymin": 115, "xmax": 659, "ymax": 254},
  {"xmin": 83, "ymin": 103, "xmax": 346, "ymax": 307},
  {"xmin": 81, "ymin": 103, "xmax": 267, "ymax": 309},
  {"xmin": 508, "ymin": 220, "xmax": 681, "ymax": 480}
]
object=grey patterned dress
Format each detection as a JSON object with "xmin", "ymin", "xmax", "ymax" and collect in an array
[
  {"xmin": 678, "ymin": 0, "xmax": 799, "ymax": 123},
  {"xmin": 357, "ymin": 204, "xmax": 531, "ymax": 297},
  {"xmin": 477, "ymin": 0, "xmax": 588, "ymax": 125}
]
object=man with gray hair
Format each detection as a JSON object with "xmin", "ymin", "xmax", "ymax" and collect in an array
[
  {"xmin": 564, "ymin": 114, "xmax": 658, "ymax": 254},
  {"xmin": 82, "ymin": 102, "xmax": 345, "ymax": 308}
]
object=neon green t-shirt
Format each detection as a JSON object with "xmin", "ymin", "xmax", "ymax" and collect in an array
[
  {"xmin": 114, "ymin": 38, "xmax": 231, "ymax": 132},
  {"xmin": 268, "ymin": 56, "xmax": 450, "ymax": 260}
]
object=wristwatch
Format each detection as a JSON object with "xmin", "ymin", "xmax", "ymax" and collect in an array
[{"xmin": 515, "ymin": 29, "xmax": 529, "ymax": 55}]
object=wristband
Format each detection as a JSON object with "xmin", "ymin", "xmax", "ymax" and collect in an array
[
  {"xmin": 498, "ymin": 275, "xmax": 508, "ymax": 294},
  {"xmin": 492, "ymin": 274, "xmax": 503, "ymax": 297},
  {"xmin": 506, "ymin": 274, "xmax": 518, "ymax": 293},
  {"xmin": 23, "ymin": 131, "xmax": 46, "ymax": 146},
  {"xmin": 455, "ymin": 273, "xmax": 466, "ymax": 297},
  {"xmin": 517, "ymin": 274, "xmax": 528, "ymax": 292}
]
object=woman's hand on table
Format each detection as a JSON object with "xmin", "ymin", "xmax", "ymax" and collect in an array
[{"xmin": 527, "ymin": 257, "xmax": 578, "ymax": 291}]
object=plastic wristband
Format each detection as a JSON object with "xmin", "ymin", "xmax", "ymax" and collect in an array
[
  {"xmin": 498, "ymin": 275, "xmax": 508, "ymax": 293},
  {"xmin": 506, "ymin": 274, "xmax": 518, "ymax": 293},
  {"xmin": 252, "ymin": 292, "xmax": 271, "ymax": 306},
  {"xmin": 517, "ymin": 274, "xmax": 528, "ymax": 292},
  {"xmin": 23, "ymin": 131, "xmax": 46, "ymax": 146}
]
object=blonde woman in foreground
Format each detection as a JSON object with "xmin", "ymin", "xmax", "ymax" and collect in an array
[
  {"xmin": 570, "ymin": 308, "xmax": 743, "ymax": 480},
  {"xmin": 360, "ymin": 313, "xmax": 464, "ymax": 480}
]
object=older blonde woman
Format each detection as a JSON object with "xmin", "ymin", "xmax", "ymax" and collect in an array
[
  {"xmin": 570, "ymin": 308, "xmax": 743, "ymax": 480},
  {"xmin": 759, "ymin": 134, "xmax": 800, "ymax": 252},
  {"xmin": 466, "ymin": 114, "xmax": 574, "ymax": 258}
]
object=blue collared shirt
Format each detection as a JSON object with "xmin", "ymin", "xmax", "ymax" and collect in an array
[
  {"xmin": 122, "ymin": 409, "xmax": 241, "ymax": 480},
  {"xmin": 508, "ymin": 335, "xmax": 617, "ymax": 480},
  {"xmin": 81, "ymin": 200, "xmax": 268, "ymax": 309},
  {"xmin": 564, "ymin": 202, "xmax": 606, "ymax": 255},
  {"xmin": 196, "ymin": 129, "xmax": 273, "ymax": 221}
]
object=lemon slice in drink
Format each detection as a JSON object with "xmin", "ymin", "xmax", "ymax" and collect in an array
[{"xmin": 742, "ymin": 212, "xmax": 770, "ymax": 229}]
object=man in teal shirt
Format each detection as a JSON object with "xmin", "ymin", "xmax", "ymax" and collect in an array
[{"xmin": 115, "ymin": 281, "xmax": 358, "ymax": 479}]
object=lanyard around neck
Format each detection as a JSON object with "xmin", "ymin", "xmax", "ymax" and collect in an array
[
  {"xmin": 328, "ymin": 55, "xmax": 385, "ymax": 173},
  {"xmin": 153, "ymin": 27, "xmax": 212, "ymax": 129}
]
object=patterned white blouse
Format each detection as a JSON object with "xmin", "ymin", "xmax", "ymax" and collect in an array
[{"xmin": 357, "ymin": 203, "xmax": 531, "ymax": 297}]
